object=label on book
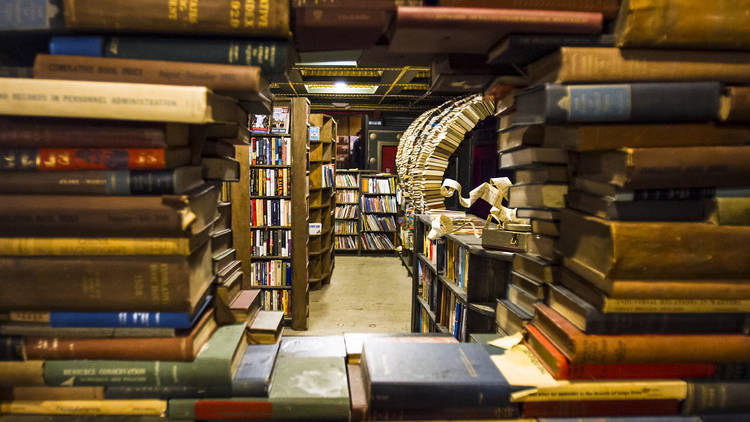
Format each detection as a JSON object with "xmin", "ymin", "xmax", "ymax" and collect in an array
[
  {"xmin": 566, "ymin": 85, "xmax": 631, "ymax": 121},
  {"xmin": 601, "ymin": 298, "xmax": 750, "ymax": 313},
  {"xmin": 308, "ymin": 126, "xmax": 320, "ymax": 141},
  {"xmin": 308, "ymin": 223, "xmax": 322, "ymax": 235},
  {"xmin": 511, "ymin": 380, "xmax": 687, "ymax": 402}
]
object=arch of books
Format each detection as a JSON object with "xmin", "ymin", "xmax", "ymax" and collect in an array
[{"xmin": 396, "ymin": 94, "xmax": 495, "ymax": 213}]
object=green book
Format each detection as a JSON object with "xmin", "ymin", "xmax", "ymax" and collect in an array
[
  {"xmin": 269, "ymin": 356, "xmax": 350, "ymax": 420},
  {"xmin": 44, "ymin": 324, "xmax": 247, "ymax": 387},
  {"xmin": 469, "ymin": 333, "xmax": 506, "ymax": 356}
]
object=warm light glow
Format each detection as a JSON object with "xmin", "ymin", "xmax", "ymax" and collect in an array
[{"xmin": 305, "ymin": 84, "xmax": 379, "ymax": 94}]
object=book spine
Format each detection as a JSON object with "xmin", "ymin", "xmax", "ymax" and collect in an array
[
  {"xmin": 0, "ymin": 256, "xmax": 195, "ymax": 312},
  {"xmin": 104, "ymin": 385, "xmax": 230, "ymax": 399},
  {"xmin": 614, "ymin": 0, "xmax": 750, "ymax": 49},
  {"xmin": 33, "ymin": 54, "xmax": 262, "ymax": 92},
  {"xmin": 0, "ymin": 170, "xmax": 181, "ymax": 195},
  {"xmin": 297, "ymin": 7, "xmax": 388, "ymax": 29},
  {"xmin": 63, "ymin": 0, "xmax": 290, "ymax": 37},
  {"xmin": 0, "ymin": 399, "xmax": 167, "ymax": 416},
  {"xmin": 720, "ymin": 87, "xmax": 750, "ymax": 123},
  {"xmin": 569, "ymin": 362, "xmax": 716, "ymax": 381},
  {"xmin": 293, "ymin": 0, "xmax": 421, "ymax": 8},
  {"xmin": 0, "ymin": 77, "xmax": 214, "ymax": 123},
  {"xmin": 0, "ymin": 238, "xmax": 191, "ymax": 256},
  {"xmin": 44, "ymin": 360, "xmax": 192, "ymax": 386},
  {"xmin": 0, "ymin": 0, "xmax": 64, "ymax": 30},
  {"xmin": 713, "ymin": 197, "xmax": 750, "ymax": 225},
  {"xmin": 9, "ymin": 311, "xmax": 192, "ymax": 328},
  {"xmin": 0, "ymin": 337, "xmax": 25, "ymax": 361},
  {"xmin": 545, "ymin": 82, "xmax": 721, "ymax": 123},
  {"xmin": 0, "ymin": 117, "xmax": 174, "ymax": 148},
  {"xmin": 25, "ymin": 336, "xmax": 193, "ymax": 361},
  {"xmin": 0, "ymin": 148, "xmax": 168, "ymax": 171},
  {"xmin": 683, "ymin": 382, "xmax": 750, "ymax": 415},
  {"xmin": 600, "ymin": 299, "xmax": 750, "ymax": 314},
  {"xmin": 438, "ymin": 0, "xmax": 620, "ymax": 19},
  {"xmin": 100, "ymin": 37, "xmax": 288, "ymax": 76},
  {"xmin": 522, "ymin": 399, "xmax": 680, "ymax": 418},
  {"xmin": 194, "ymin": 401, "xmax": 273, "ymax": 420}
]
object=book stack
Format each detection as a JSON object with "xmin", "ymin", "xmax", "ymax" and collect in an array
[
  {"xmin": 396, "ymin": 94, "xmax": 495, "ymax": 213},
  {"xmin": 496, "ymin": 1, "xmax": 750, "ymax": 418}
]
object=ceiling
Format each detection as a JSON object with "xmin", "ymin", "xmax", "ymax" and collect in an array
[{"xmin": 270, "ymin": 63, "xmax": 451, "ymax": 114}]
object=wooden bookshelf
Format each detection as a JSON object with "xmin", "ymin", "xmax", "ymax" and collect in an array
[
  {"xmin": 335, "ymin": 169, "xmax": 361, "ymax": 253},
  {"xmin": 307, "ymin": 114, "xmax": 337, "ymax": 289},
  {"xmin": 231, "ymin": 98, "xmax": 309, "ymax": 330},
  {"xmin": 360, "ymin": 173, "xmax": 399, "ymax": 254},
  {"xmin": 411, "ymin": 214, "xmax": 513, "ymax": 341}
]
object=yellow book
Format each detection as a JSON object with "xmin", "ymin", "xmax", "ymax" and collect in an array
[
  {"xmin": 0, "ymin": 399, "xmax": 166, "ymax": 416},
  {"xmin": 600, "ymin": 298, "xmax": 750, "ymax": 313},
  {"xmin": 511, "ymin": 380, "xmax": 687, "ymax": 403},
  {"xmin": 0, "ymin": 77, "xmax": 238, "ymax": 124},
  {"xmin": 0, "ymin": 237, "xmax": 194, "ymax": 255}
]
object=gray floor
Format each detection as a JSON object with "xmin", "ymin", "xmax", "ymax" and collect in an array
[{"xmin": 285, "ymin": 256, "xmax": 412, "ymax": 336}]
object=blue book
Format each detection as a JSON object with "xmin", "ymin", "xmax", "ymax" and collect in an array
[
  {"xmin": 17, "ymin": 295, "xmax": 212, "ymax": 329},
  {"xmin": 232, "ymin": 343, "xmax": 281, "ymax": 397},
  {"xmin": 0, "ymin": 0, "xmax": 64, "ymax": 31},
  {"xmin": 361, "ymin": 341, "xmax": 510, "ymax": 409},
  {"xmin": 49, "ymin": 36, "xmax": 102, "ymax": 56}
]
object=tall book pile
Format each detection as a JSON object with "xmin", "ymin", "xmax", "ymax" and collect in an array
[
  {"xmin": 396, "ymin": 94, "xmax": 495, "ymax": 212},
  {"xmin": 492, "ymin": 1, "xmax": 750, "ymax": 418},
  {"xmin": 0, "ymin": 0, "xmax": 291, "ymax": 418}
]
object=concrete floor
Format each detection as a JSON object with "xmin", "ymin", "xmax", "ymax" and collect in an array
[{"xmin": 285, "ymin": 256, "xmax": 412, "ymax": 336}]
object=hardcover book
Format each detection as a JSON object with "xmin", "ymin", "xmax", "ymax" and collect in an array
[{"xmin": 232, "ymin": 343, "xmax": 280, "ymax": 397}]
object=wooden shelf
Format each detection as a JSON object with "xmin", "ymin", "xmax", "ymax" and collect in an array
[{"xmin": 249, "ymin": 285, "xmax": 292, "ymax": 290}]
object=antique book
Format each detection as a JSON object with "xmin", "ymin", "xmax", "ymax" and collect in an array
[
  {"xmin": 438, "ymin": 0, "xmax": 620, "ymax": 18},
  {"xmin": 559, "ymin": 208, "xmax": 750, "ymax": 283},
  {"xmin": 719, "ymin": 86, "xmax": 750, "ymax": 123},
  {"xmin": 22, "ymin": 308, "xmax": 217, "ymax": 361},
  {"xmin": 268, "ymin": 356, "xmax": 350, "ymax": 419},
  {"xmin": 0, "ymin": 184, "xmax": 218, "ymax": 237},
  {"xmin": 533, "ymin": 303, "xmax": 750, "ymax": 364},
  {"xmin": 34, "ymin": 55, "xmax": 266, "ymax": 101},
  {"xmin": 228, "ymin": 289, "xmax": 261, "ymax": 322},
  {"xmin": 500, "ymin": 147, "xmax": 567, "ymax": 169},
  {"xmin": 0, "ymin": 116, "xmax": 190, "ymax": 148},
  {"xmin": 488, "ymin": 33, "xmax": 615, "ymax": 66},
  {"xmin": 515, "ymin": 167, "xmax": 568, "ymax": 185},
  {"xmin": 0, "ymin": 0, "xmax": 65, "ymax": 31},
  {"xmin": 0, "ymin": 147, "xmax": 191, "ymax": 171},
  {"xmin": 62, "ymin": 0, "xmax": 290, "ymax": 37},
  {"xmin": 513, "ymin": 253, "xmax": 558, "ymax": 284},
  {"xmin": 247, "ymin": 311, "xmax": 284, "ymax": 345},
  {"xmin": 0, "ymin": 77, "xmax": 240, "ymax": 124},
  {"xmin": 529, "ymin": 47, "xmax": 750, "ymax": 84},
  {"xmin": 524, "ymin": 324, "xmax": 716, "ymax": 381},
  {"xmin": 0, "ymin": 167, "xmax": 203, "ymax": 195},
  {"xmin": 361, "ymin": 341, "xmax": 510, "ymax": 409},
  {"xmin": 682, "ymin": 381, "xmax": 750, "ymax": 415},
  {"xmin": 547, "ymin": 284, "xmax": 750, "ymax": 334},
  {"xmin": 387, "ymin": 6, "xmax": 602, "ymax": 54},
  {"xmin": 43, "ymin": 323, "xmax": 248, "ymax": 387},
  {"xmin": 573, "ymin": 146, "xmax": 750, "ymax": 189},
  {"xmin": 342, "ymin": 333, "xmax": 457, "ymax": 365},
  {"xmin": 507, "ymin": 82, "xmax": 721, "ymax": 126},
  {"xmin": 521, "ymin": 399, "xmax": 680, "ymax": 418},
  {"xmin": 614, "ymin": 0, "xmax": 750, "ymax": 50},
  {"xmin": 0, "ymin": 399, "xmax": 166, "ymax": 416},
  {"xmin": 231, "ymin": 342, "xmax": 280, "ymax": 397},
  {"xmin": 565, "ymin": 190, "xmax": 706, "ymax": 222},
  {"xmin": 277, "ymin": 335, "xmax": 346, "ymax": 359},
  {"xmin": 508, "ymin": 184, "xmax": 568, "ymax": 209},
  {"xmin": 495, "ymin": 299, "xmax": 533, "ymax": 336}
]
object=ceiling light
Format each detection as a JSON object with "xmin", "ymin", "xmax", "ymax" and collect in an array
[
  {"xmin": 334, "ymin": 81, "xmax": 348, "ymax": 89},
  {"xmin": 305, "ymin": 84, "xmax": 379, "ymax": 94}
]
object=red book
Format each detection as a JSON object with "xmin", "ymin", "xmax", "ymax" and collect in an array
[
  {"xmin": 388, "ymin": 6, "xmax": 603, "ymax": 54},
  {"xmin": 524, "ymin": 324, "xmax": 716, "ymax": 380},
  {"xmin": 194, "ymin": 400, "xmax": 273, "ymax": 420},
  {"xmin": 0, "ymin": 148, "xmax": 190, "ymax": 171},
  {"xmin": 522, "ymin": 399, "xmax": 680, "ymax": 418}
]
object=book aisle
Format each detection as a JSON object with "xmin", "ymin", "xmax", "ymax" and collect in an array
[{"xmin": 0, "ymin": 0, "xmax": 749, "ymax": 421}]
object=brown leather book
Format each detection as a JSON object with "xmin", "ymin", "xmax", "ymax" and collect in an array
[
  {"xmin": 508, "ymin": 184, "xmax": 568, "ymax": 209},
  {"xmin": 0, "ymin": 242, "xmax": 213, "ymax": 313},
  {"xmin": 534, "ymin": 303, "xmax": 750, "ymax": 364},
  {"xmin": 24, "ymin": 309, "xmax": 216, "ymax": 361},
  {"xmin": 546, "ymin": 124, "xmax": 749, "ymax": 151},
  {"xmin": 387, "ymin": 6, "xmax": 602, "ymax": 54},
  {"xmin": 439, "ymin": 0, "xmax": 620, "ymax": 19},
  {"xmin": 513, "ymin": 253, "xmax": 558, "ymax": 284},
  {"xmin": 63, "ymin": 0, "xmax": 290, "ymax": 37},
  {"xmin": 229, "ymin": 289, "xmax": 261, "ymax": 322},
  {"xmin": 530, "ymin": 47, "xmax": 750, "ymax": 84},
  {"xmin": 574, "ymin": 146, "xmax": 750, "ymax": 190},
  {"xmin": 0, "ymin": 184, "xmax": 218, "ymax": 237},
  {"xmin": 559, "ymin": 209, "xmax": 750, "ymax": 283},
  {"xmin": 294, "ymin": 7, "xmax": 391, "ymax": 51},
  {"xmin": 614, "ymin": 0, "xmax": 750, "ymax": 50},
  {"xmin": 34, "ymin": 55, "xmax": 264, "ymax": 101}
]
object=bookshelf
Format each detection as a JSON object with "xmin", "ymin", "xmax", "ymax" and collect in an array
[
  {"xmin": 307, "ymin": 114, "xmax": 337, "ymax": 289},
  {"xmin": 411, "ymin": 214, "xmax": 513, "ymax": 341},
  {"xmin": 335, "ymin": 169, "xmax": 361, "ymax": 253},
  {"xmin": 232, "ymin": 98, "xmax": 309, "ymax": 330},
  {"xmin": 360, "ymin": 173, "xmax": 399, "ymax": 253}
]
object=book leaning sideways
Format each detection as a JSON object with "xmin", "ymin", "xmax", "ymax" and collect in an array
[{"xmin": 0, "ymin": 77, "xmax": 240, "ymax": 124}]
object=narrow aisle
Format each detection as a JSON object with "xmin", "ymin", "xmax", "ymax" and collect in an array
[{"xmin": 285, "ymin": 256, "xmax": 412, "ymax": 335}]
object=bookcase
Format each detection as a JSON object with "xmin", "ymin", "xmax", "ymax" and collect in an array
[
  {"xmin": 334, "ymin": 169, "xmax": 361, "ymax": 253},
  {"xmin": 307, "ymin": 114, "xmax": 337, "ymax": 289},
  {"xmin": 232, "ymin": 98, "xmax": 309, "ymax": 330},
  {"xmin": 360, "ymin": 173, "xmax": 399, "ymax": 253},
  {"xmin": 411, "ymin": 214, "xmax": 513, "ymax": 341}
]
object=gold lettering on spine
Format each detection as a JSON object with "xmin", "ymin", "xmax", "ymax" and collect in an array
[
  {"xmin": 168, "ymin": 0, "xmax": 178, "ymax": 20},
  {"xmin": 188, "ymin": 0, "xmax": 199, "ymax": 23},
  {"xmin": 149, "ymin": 264, "xmax": 160, "ymax": 305},
  {"xmin": 258, "ymin": 0, "xmax": 269, "ymax": 28},
  {"xmin": 244, "ymin": 0, "xmax": 256, "ymax": 28},
  {"xmin": 159, "ymin": 264, "xmax": 170, "ymax": 304},
  {"xmin": 230, "ymin": 0, "xmax": 241, "ymax": 28}
]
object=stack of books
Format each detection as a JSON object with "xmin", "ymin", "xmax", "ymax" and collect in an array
[
  {"xmin": 495, "ymin": 1, "xmax": 750, "ymax": 418},
  {"xmin": 396, "ymin": 94, "xmax": 495, "ymax": 213}
]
